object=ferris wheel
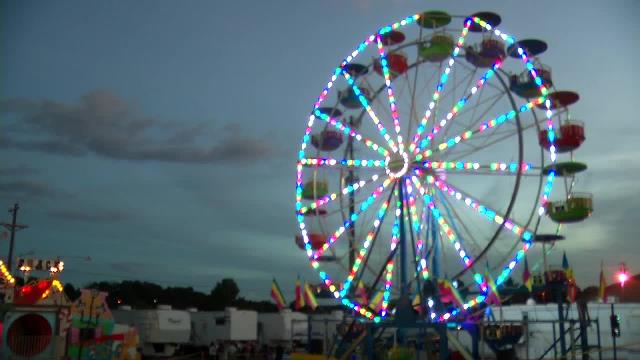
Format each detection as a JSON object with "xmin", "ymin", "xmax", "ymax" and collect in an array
[{"xmin": 294, "ymin": 11, "xmax": 592, "ymax": 322}]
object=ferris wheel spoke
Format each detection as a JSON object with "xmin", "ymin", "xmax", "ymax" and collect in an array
[
  {"xmin": 435, "ymin": 191, "xmax": 484, "ymax": 255},
  {"xmin": 341, "ymin": 70, "xmax": 398, "ymax": 153},
  {"xmin": 431, "ymin": 177, "xmax": 537, "ymax": 289},
  {"xmin": 297, "ymin": 173, "xmax": 384, "ymax": 215},
  {"xmin": 408, "ymin": 19, "xmax": 474, "ymax": 154},
  {"xmin": 418, "ymin": 160, "xmax": 539, "ymax": 176},
  {"xmin": 446, "ymin": 116, "xmax": 545, "ymax": 162},
  {"xmin": 404, "ymin": 63, "xmax": 476, "ymax": 148},
  {"xmin": 416, "ymin": 97, "xmax": 544, "ymax": 161},
  {"xmin": 299, "ymin": 157, "xmax": 386, "ymax": 169},
  {"xmin": 340, "ymin": 192, "xmax": 393, "ymax": 297},
  {"xmin": 404, "ymin": 178, "xmax": 430, "ymax": 279},
  {"xmin": 439, "ymin": 83, "xmax": 504, "ymax": 142},
  {"xmin": 415, "ymin": 60, "xmax": 505, "ymax": 155},
  {"xmin": 311, "ymin": 109, "xmax": 390, "ymax": 157},
  {"xmin": 410, "ymin": 176, "xmax": 473, "ymax": 269},
  {"xmin": 312, "ymin": 177, "xmax": 393, "ymax": 259},
  {"xmin": 381, "ymin": 186, "xmax": 414, "ymax": 315},
  {"xmin": 374, "ymin": 35, "xmax": 405, "ymax": 152},
  {"xmin": 430, "ymin": 177, "xmax": 534, "ymax": 242}
]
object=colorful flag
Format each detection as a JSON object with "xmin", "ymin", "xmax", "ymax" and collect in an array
[
  {"xmin": 271, "ymin": 279, "xmax": 287, "ymax": 310},
  {"xmin": 411, "ymin": 293, "xmax": 425, "ymax": 313},
  {"xmin": 355, "ymin": 280, "xmax": 368, "ymax": 304},
  {"xmin": 437, "ymin": 279, "xmax": 464, "ymax": 308},
  {"xmin": 484, "ymin": 272, "xmax": 501, "ymax": 305},
  {"xmin": 599, "ymin": 262, "xmax": 607, "ymax": 303},
  {"xmin": 523, "ymin": 257, "xmax": 533, "ymax": 292},
  {"xmin": 562, "ymin": 251, "xmax": 575, "ymax": 282},
  {"xmin": 294, "ymin": 278, "xmax": 305, "ymax": 310},
  {"xmin": 369, "ymin": 290, "xmax": 384, "ymax": 312},
  {"xmin": 303, "ymin": 282, "xmax": 318, "ymax": 310}
]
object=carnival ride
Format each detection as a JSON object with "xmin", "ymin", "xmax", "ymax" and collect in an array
[{"xmin": 294, "ymin": 9, "xmax": 592, "ymax": 358}]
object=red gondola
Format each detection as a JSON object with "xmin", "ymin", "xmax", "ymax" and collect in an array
[
  {"xmin": 538, "ymin": 120, "xmax": 585, "ymax": 153},
  {"xmin": 373, "ymin": 52, "xmax": 408, "ymax": 77},
  {"xmin": 295, "ymin": 234, "xmax": 326, "ymax": 251},
  {"xmin": 380, "ymin": 30, "xmax": 405, "ymax": 46}
]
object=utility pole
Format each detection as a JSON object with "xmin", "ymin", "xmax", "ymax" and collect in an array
[{"xmin": 1, "ymin": 203, "xmax": 29, "ymax": 275}]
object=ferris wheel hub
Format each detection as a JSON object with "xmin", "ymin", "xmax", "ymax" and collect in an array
[{"xmin": 386, "ymin": 152, "xmax": 409, "ymax": 178}]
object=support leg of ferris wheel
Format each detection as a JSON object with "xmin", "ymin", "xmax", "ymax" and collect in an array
[{"xmin": 393, "ymin": 178, "xmax": 416, "ymax": 341}]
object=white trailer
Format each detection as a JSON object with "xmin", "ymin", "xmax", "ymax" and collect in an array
[
  {"xmin": 190, "ymin": 307, "xmax": 258, "ymax": 346},
  {"xmin": 112, "ymin": 305, "xmax": 191, "ymax": 357},
  {"xmin": 258, "ymin": 310, "xmax": 308, "ymax": 345}
]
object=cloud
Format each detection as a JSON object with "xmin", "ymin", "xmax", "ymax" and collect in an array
[
  {"xmin": 0, "ymin": 90, "xmax": 274, "ymax": 163},
  {"xmin": 48, "ymin": 208, "xmax": 129, "ymax": 223},
  {"xmin": 0, "ymin": 165, "xmax": 40, "ymax": 177},
  {"xmin": 0, "ymin": 180, "xmax": 67, "ymax": 199}
]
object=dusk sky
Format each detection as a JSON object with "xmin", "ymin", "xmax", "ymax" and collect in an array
[{"xmin": 1, "ymin": 1, "xmax": 638, "ymax": 300}]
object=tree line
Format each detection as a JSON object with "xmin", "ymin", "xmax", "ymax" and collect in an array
[{"xmin": 63, "ymin": 278, "xmax": 279, "ymax": 312}]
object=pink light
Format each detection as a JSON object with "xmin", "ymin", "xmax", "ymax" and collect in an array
[{"xmin": 617, "ymin": 272, "xmax": 629, "ymax": 287}]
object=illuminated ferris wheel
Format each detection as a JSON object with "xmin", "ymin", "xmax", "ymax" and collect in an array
[{"xmin": 294, "ymin": 11, "xmax": 592, "ymax": 322}]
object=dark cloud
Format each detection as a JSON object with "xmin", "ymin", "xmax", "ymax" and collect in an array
[
  {"xmin": 0, "ymin": 180, "xmax": 66, "ymax": 199},
  {"xmin": 0, "ymin": 165, "xmax": 40, "ymax": 177},
  {"xmin": 0, "ymin": 90, "xmax": 274, "ymax": 163},
  {"xmin": 48, "ymin": 208, "xmax": 128, "ymax": 223}
]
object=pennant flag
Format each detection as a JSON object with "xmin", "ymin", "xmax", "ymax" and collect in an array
[
  {"xmin": 599, "ymin": 262, "xmax": 607, "ymax": 303},
  {"xmin": 411, "ymin": 293, "xmax": 426, "ymax": 313},
  {"xmin": 562, "ymin": 251, "xmax": 575, "ymax": 282},
  {"xmin": 437, "ymin": 279, "xmax": 464, "ymax": 308},
  {"xmin": 303, "ymin": 282, "xmax": 318, "ymax": 310},
  {"xmin": 271, "ymin": 279, "xmax": 287, "ymax": 310},
  {"xmin": 369, "ymin": 290, "xmax": 384, "ymax": 312},
  {"xmin": 484, "ymin": 272, "xmax": 501, "ymax": 305},
  {"xmin": 355, "ymin": 280, "xmax": 368, "ymax": 304},
  {"xmin": 523, "ymin": 257, "xmax": 533, "ymax": 292},
  {"xmin": 294, "ymin": 278, "xmax": 305, "ymax": 310}
]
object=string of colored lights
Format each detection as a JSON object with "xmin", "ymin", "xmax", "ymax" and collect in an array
[
  {"xmin": 375, "ymin": 35, "xmax": 404, "ymax": 153},
  {"xmin": 430, "ymin": 177, "xmax": 533, "ymax": 241},
  {"xmin": 408, "ymin": 19, "xmax": 471, "ymax": 154},
  {"xmin": 299, "ymin": 158, "xmax": 386, "ymax": 168},
  {"xmin": 0, "ymin": 260, "xmax": 15, "ymax": 284},
  {"xmin": 404, "ymin": 178, "xmax": 430, "ymax": 279},
  {"xmin": 381, "ymin": 195, "xmax": 401, "ymax": 317},
  {"xmin": 421, "ymin": 161, "xmax": 534, "ymax": 173},
  {"xmin": 311, "ymin": 177, "xmax": 392, "ymax": 259},
  {"xmin": 414, "ymin": 59, "xmax": 504, "ymax": 155},
  {"xmin": 415, "ymin": 98, "xmax": 543, "ymax": 161},
  {"xmin": 311, "ymin": 109, "xmax": 390, "ymax": 157},
  {"xmin": 339, "ymin": 198, "xmax": 391, "ymax": 297},
  {"xmin": 297, "ymin": 173, "xmax": 380, "ymax": 215},
  {"xmin": 41, "ymin": 279, "xmax": 64, "ymax": 299},
  {"xmin": 341, "ymin": 70, "xmax": 398, "ymax": 153},
  {"xmin": 410, "ymin": 175, "xmax": 473, "ymax": 268}
]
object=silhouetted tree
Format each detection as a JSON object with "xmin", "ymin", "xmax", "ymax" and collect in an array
[
  {"xmin": 63, "ymin": 283, "xmax": 80, "ymax": 301},
  {"xmin": 210, "ymin": 278, "xmax": 240, "ymax": 309}
]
